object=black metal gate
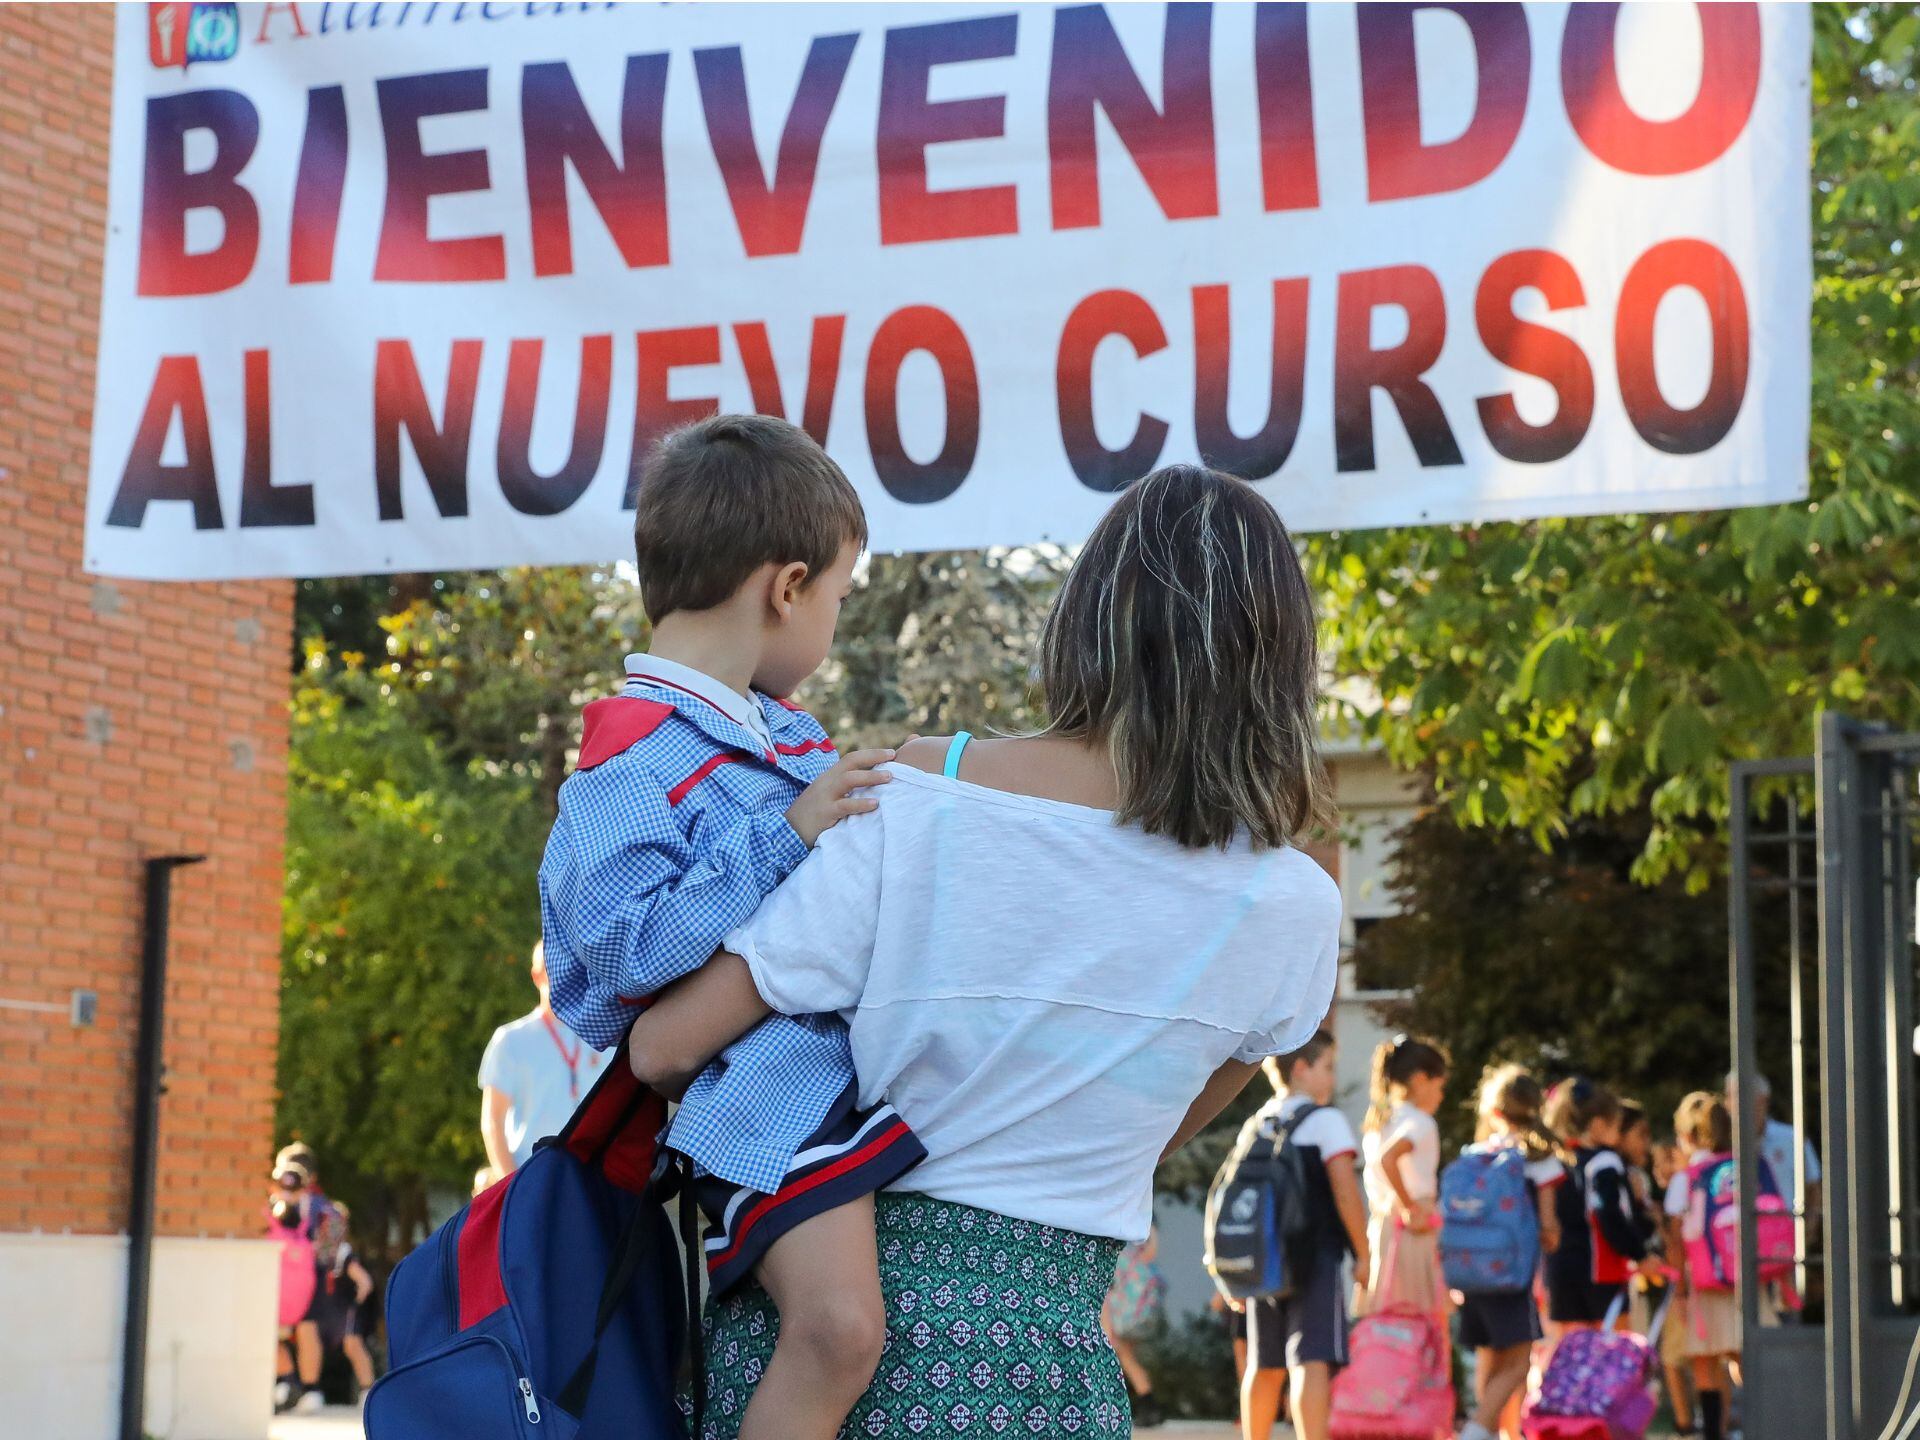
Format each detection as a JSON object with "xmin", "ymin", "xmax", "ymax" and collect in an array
[{"xmin": 1732, "ymin": 713, "xmax": 1920, "ymax": 1440}]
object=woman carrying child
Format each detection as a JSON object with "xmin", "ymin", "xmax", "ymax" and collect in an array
[
  {"xmin": 1358, "ymin": 1036, "xmax": 1449, "ymax": 1320},
  {"xmin": 626, "ymin": 465, "xmax": 1345, "ymax": 1439},
  {"xmin": 1454, "ymin": 1064, "xmax": 1564, "ymax": 1440}
]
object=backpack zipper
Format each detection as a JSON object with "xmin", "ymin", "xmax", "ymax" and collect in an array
[{"xmin": 365, "ymin": 1331, "xmax": 542, "ymax": 1435}]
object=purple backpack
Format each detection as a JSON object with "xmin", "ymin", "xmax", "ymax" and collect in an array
[{"xmin": 1527, "ymin": 1301, "xmax": 1661, "ymax": 1440}]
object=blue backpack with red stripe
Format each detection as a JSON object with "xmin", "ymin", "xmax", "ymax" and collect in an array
[{"xmin": 366, "ymin": 1045, "xmax": 700, "ymax": 1440}]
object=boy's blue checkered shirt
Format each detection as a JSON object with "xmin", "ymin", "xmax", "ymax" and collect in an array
[{"xmin": 538, "ymin": 671, "xmax": 852, "ymax": 1194}]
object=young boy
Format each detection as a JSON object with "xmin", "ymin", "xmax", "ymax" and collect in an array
[
  {"xmin": 539, "ymin": 414, "xmax": 925, "ymax": 1440},
  {"xmin": 1237, "ymin": 1030, "xmax": 1371, "ymax": 1440}
]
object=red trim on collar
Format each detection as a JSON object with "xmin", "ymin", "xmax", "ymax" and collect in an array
[
  {"xmin": 774, "ymin": 737, "xmax": 835, "ymax": 758},
  {"xmin": 576, "ymin": 697, "xmax": 675, "ymax": 771},
  {"xmin": 774, "ymin": 697, "xmax": 808, "ymax": 712},
  {"xmin": 668, "ymin": 753, "xmax": 747, "ymax": 806}
]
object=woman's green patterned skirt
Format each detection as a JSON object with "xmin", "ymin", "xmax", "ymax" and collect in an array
[{"xmin": 692, "ymin": 1192, "xmax": 1131, "ymax": 1438}]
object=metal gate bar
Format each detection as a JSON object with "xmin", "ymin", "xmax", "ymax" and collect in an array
[{"xmin": 1738, "ymin": 716, "xmax": 1920, "ymax": 1440}]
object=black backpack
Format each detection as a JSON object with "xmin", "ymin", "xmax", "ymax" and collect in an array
[{"xmin": 1203, "ymin": 1103, "xmax": 1322, "ymax": 1302}]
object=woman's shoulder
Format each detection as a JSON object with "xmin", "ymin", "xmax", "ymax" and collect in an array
[{"xmin": 895, "ymin": 735, "xmax": 957, "ymax": 776}]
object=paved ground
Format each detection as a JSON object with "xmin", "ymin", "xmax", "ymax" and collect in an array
[
  {"xmin": 269, "ymin": 1404, "xmax": 1694, "ymax": 1439},
  {"xmin": 268, "ymin": 1408, "xmax": 1250, "ymax": 1438}
]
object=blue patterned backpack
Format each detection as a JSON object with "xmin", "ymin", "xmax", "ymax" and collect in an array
[{"xmin": 1438, "ymin": 1142, "xmax": 1539, "ymax": 1293}]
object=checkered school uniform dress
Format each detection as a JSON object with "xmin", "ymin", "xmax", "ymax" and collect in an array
[{"xmin": 540, "ymin": 672, "xmax": 921, "ymax": 1220}]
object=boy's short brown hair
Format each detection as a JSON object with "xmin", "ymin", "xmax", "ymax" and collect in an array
[
  {"xmin": 1267, "ymin": 1029, "xmax": 1336, "ymax": 1087},
  {"xmin": 632, "ymin": 414, "xmax": 867, "ymax": 622}
]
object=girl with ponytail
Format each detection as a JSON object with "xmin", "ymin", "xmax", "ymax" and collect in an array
[{"xmin": 1358, "ymin": 1035, "xmax": 1450, "ymax": 1318}]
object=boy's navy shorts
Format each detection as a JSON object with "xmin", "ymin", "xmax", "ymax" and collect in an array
[
  {"xmin": 1545, "ymin": 1253, "xmax": 1625, "ymax": 1325},
  {"xmin": 685, "ymin": 1081, "xmax": 926, "ymax": 1296},
  {"xmin": 1248, "ymin": 1246, "xmax": 1349, "ymax": 1371},
  {"xmin": 1457, "ymin": 1288, "xmax": 1543, "ymax": 1350}
]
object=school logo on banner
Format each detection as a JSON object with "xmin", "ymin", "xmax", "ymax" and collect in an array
[{"xmin": 148, "ymin": 2, "xmax": 240, "ymax": 72}]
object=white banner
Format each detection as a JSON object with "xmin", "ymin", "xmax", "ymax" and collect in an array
[{"xmin": 87, "ymin": 1, "xmax": 1810, "ymax": 580}]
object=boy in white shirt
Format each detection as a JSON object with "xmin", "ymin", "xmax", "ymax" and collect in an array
[{"xmin": 1240, "ymin": 1030, "xmax": 1371, "ymax": 1440}]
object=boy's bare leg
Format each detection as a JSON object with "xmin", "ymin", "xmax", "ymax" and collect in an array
[
  {"xmin": 1240, "ymin": 1366, "xmax": 1285, "ymax": 1440},
  {"xmin": 1472, "ymin": 1343, "xmax": 1530, "ymax": 1431},
  {"xmin": 627, "ymin": 951, "xmax": 771, "ymax": 1095},
  {"xmin": 1290, "ymin": 1360, "xmax": 1331, "ymax": 1440},
  {"xmin": 738, "ymin": 1196, "xmax": 888, "ymax": 1440}
]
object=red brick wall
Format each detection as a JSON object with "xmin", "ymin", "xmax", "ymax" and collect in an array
[{"xmin": 0, "ymin": 6, "xmax": 291, "ymax": 1238}]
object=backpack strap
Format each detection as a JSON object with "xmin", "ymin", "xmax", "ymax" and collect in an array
[
  {"xmin": 555, "ymin": 1157, "xmax": 706, "ymax": 1436},
  {"xmin": 1273, "ymin": 1102, "xmax": 1322, "ymax": 1148},
  {"xmin": 944, "ymin": 731, "xmax": 973, "ymax": 779}
]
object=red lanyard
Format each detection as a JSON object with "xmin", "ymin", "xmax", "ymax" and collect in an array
[{"xmin": 541, "ymin": 1010, "xmax": 584, "ymax": 1099}]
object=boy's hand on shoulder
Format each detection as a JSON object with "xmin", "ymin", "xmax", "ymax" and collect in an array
[{"xmin": 786, "ymin": 748, "xmax": 895, "ymax": 847}]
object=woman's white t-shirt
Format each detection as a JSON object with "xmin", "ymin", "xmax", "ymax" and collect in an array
[
  {"xmin": 1363, "ymin": 1103, "xmax": 1441, "ymax": 1217},
  {"xmin": 726, "ymin": 764, "xmax": 1343, "ymax": 1242}
]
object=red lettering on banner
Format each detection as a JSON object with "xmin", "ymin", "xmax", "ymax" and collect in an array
[
  {"xmin": 1047, "ymin": 4, "xmax": 1217, "ymax": 231},
  {"xmin": 1475, "ymin": 250, "xmax": 1594, "ymax": 465},
  {"xmin": 374, "ymin": 69, "xmax": 507, "ymax": 283},
  {"xmin": 1193, "ymin": 279, "xmax": 1309, "ymax": 482},
  {"xmin": 1563, "ymin": 3, "xmax": 1761, "ymax": 176},
  {"xmin": 254, "ymin": 3, "xmax": 309, "ymax": 43},
  {"xmin": 1056, "ymin": 290, "xmax": 1170, "ymax": 492},
  {"xmin": 865, "ymin": 306, "xmax": 980, "ymax": 503},
  {"xmin": 373, "ymin": 339, "xmax": 483, "ymax": 518},
  {"xmin": 1359, "ymin": 2, "xmax": 1532, "ymax": 203},
  {"xmin": 734, "ymin": 318, "xmax": 847, "ymax": 447},
  {"xmin": 1254, "ymin": 3, "xmax": 1319, "ymax": 213},
  {"xmin": 289, "ymin": 86, "xmax": 348, "ymax": 285},
  {"xmin": 626, "ymin": 328, "xmax": 723, "ymax": 506},
  {"xmin": 238, "ymin": 349, "xmax": 314, "ymax": 528},
  {"xmin": 522, "ymin": 55, "xmax": 671, "ymax": 278},
  {"xmin": 138, "ymin": 91, "xmax": 261, "ymax": 297},
  {"xmin": 696, "ymin": 35, "xmax": 860, "ymax": 258},
  {"xmin": 106, "ymin": 356, "xmax": 223, "ymax": 529},
  {"xmin": 1615, "ymin": 238, "xmax": 1749, "ymax": 454},
  {"xmin": 877, "ymin": 16, "xmax": 1020, "ymax": 245},
  {"xmin": 498, "ymin": 336, "xmax": 614, "ymax": 517},
  {"xmin": 1333, "ymin": 264, "xmax": 1463, "ymax": 472}
]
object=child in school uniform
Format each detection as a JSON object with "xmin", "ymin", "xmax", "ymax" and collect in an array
[
  {"xmin": 1359, "ymin": 1036, "xmax": 1449, "ymax": 1319},
  {"xmin": 1666, "ymin": 1092, "xmax": 1769, "ymax": 1440},
  {"xmin": 1239, "ymin": 1030, "xmax": 1372, "ymax": 1440},
  {"xmin": 1544, "ymin": 1078, "xmax": 1659, "ymax": 1335},
  {"xmin": 540, "ymin": 415, "xmax": 926, "ymax": 1440},
  {"xmin": 1652, "ymin": 1138, "xmax": 1698, "ymax": 1434},
  {"xmin": 1618, "ymin": 1101, "xmax": 1677, "ymax": 1344},
  {"xmin": 1456, "ymin": 1064, "xmax": 1564, "ymax": 1440}
]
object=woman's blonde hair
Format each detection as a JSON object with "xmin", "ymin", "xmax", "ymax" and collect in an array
[{"xmin": 1036, "ymin": 465, "xmax": 1328, "ymax": 850}]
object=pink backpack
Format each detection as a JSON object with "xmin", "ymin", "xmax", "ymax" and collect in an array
[
  {"xmin": 1684, "ymin": 1154, "xmax": 1796, "ymax": 1291},
  {"xmin": 1526, "ymin": 1301, "xmax": 1659, "ymax": 1440},
  {"xmin": 1329, "ymin": 1233, "xmax": 1454, "ymax": 1440},
  {"xmin": 276, "ymin": 1225, "xmax": 317, "ymax": 1328}
]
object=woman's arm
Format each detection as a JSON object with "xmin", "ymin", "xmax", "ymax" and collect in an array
[
  {"xmin": 626, "ymin": 951, "xmax": 771, "ymax": 1094},
  {"xmin": 1160, "ymin": 1059, "xmax": 1261, "ymax": 1162}
]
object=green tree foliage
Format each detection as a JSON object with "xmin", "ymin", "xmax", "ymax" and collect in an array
[
  {"xmin": 804, "ymin": 549, "xmax": 1070, "ymax": 749},
  {"xmin": 279, "ymin": 567, "xmax": 645, "ymax": 1248},
  {"xmin": 1305, "ymin": 5, "xmax": 1920, "ymax": 889}
]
